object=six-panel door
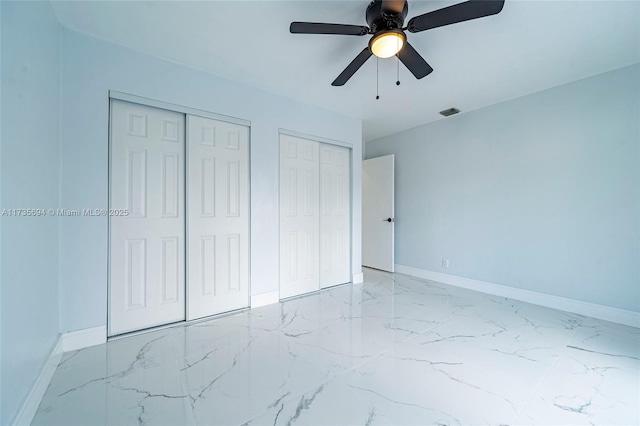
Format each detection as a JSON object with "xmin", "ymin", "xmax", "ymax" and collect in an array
[
  {"xmin": 279, "ymin": 135, "xmax": 321, "ymax": 299},
  {"xmin": 280, "ymin": 135, "xmax": 352, "ymax": 299},
  {"xmin": 187, "ymin": 115, "xmax": 250, "ymax": 320},
  {"xmin": 319, "ymin": 144, "xmax": 351, "ymax": 288},
  {"xmin": 109, "ymin": 99, "xmax": 186, "ymax": 335},
  {"xmin": 110, "ymin": 99, "xmax": 350, "ymax": 333}
]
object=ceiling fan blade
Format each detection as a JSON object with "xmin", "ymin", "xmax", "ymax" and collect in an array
[
  {"xmin": 407, "ymin": 0, "xmax": 505, "ymax": 33},
  {"xmin": 381, "ymin": 0, "xmax": 406, "ymax": 15},
  {"xmin": 397, "ymin": 42, "xmax": 433, "ymax": 79},
  {"xmin": 290, "ymin": 22, "xmax": 369, "ymax": 36},
  {"xmin": 332, "ymin": 48, "xmax": 373, "ymax": 86}
]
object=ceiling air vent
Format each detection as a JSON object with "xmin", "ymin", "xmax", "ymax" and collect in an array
[{"xmin": 439, "ymin": 108, "xmax": 460, "ymax": 117}]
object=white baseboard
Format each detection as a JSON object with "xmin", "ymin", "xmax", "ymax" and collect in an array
[
  {"xmin": 251, "ymin": 290, "xmax": 280, "ymax": 308},
  {"xmin": 394, "ymin": 264, "xmax": 640, "ymax": 328},
  {"xmin": 61, "ymin": 325, "xmax": 107, "ymax": 352},
  {"xmin": 352, "ymin": 272, "xmax": 364, "ymax": 284},
  {"xmin": 13, "ymin": 336, "xmax": 64, "ymax": 426}
]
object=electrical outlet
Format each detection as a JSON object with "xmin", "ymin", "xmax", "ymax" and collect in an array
[{"xmin": 442, "ymin": 258, "xmax": 450, "ymax": 269}]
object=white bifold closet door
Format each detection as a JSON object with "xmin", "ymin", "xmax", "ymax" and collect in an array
[
  {"xmin": 280, "ymin": 134, "xmax": 351, "ymax": 299},
  {"xmin": 319, "ymin": 144, "xmax": 351, "ymax": 289},
  {"xmin": 109, "ymin": 99, "xmax": 186, "ymax": 336},
  {"xmin": 187, "ymin": 115, "xmax": 250, "ymax": 320}
]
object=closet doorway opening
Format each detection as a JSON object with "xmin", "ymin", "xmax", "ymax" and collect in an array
[
  {"xmin": 279, "ymin": 131, "xmax": 353, "ymax": 299},
  {"xmin": 108, "ymin": 93, "xmax": 250, "ymax": 336}
]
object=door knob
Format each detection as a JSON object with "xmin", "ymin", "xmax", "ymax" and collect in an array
[{"xmin": 383, "ymin": 218, "xmax": 393, "ymax": 222}]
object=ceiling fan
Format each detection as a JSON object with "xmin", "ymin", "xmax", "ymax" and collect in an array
[{"xmin": 290, "ymin": 0, "xmax": 505, "ymax": 86}]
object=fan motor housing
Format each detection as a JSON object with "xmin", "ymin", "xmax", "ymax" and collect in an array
[{"xmin": 366, "ymin": 0, "xmax": 408, "ymax": 33}]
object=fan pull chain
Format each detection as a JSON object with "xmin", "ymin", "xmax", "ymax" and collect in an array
[
  {"xmin": 376, "ymin": 57, "xmax": 380, "ymax": 100},
  {"xmin": 396, "ymin": 56, "xmax": 400, "ymax": 86}
]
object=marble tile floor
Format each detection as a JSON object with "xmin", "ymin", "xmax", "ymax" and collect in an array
[{"xmin": 33, "ymin": 268, "xmax": 639, "ymax": 425}]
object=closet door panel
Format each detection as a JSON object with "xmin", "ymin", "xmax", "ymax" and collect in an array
[
  {"xmin": 320, "ymin": 144, "xmax": 351, "ymax": 288},
  {"xmin": 109, "ymin": 99, "xmax": 185, "ymax": 336},
  {"xmin": 187, "ymin": 115, "xmax": 249, "ymax": 320},
  {"xmin": 279, "ymin": 135, "xmax": 320, "ymax": 299}
]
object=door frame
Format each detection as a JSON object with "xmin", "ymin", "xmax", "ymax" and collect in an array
[
  {"xmin": 107, "ymin": 91, "xmax": 252, "ymax": 337},
  {"xmin": 362, "ymin": 154, "xmax": 395, "ymax": 272},
  {"xmin": 277, "ymin": 128, "xmax": 354, "ymax": 300}
]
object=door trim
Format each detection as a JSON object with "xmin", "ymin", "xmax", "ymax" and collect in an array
[
  {"xmin": 278, "ymin": 128, "xmax": 353, "ymax": 149},
  {"xmin": 109, "ymin": 91, "xmax": 251, "ymax": 127}
]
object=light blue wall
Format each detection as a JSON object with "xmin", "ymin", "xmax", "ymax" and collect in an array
[
  {"xmin": 367, "ymin": 64, "xmax": 640, "ymax": 312},
  {"xmin": 0, "ymin": 1, "xmax": 61, "ymax": 423},
  {"xmin": 0, "ymin": 2, "xmax": 3, "ymax": 419},
  {"xmin": 59, "ymin": 29, "xmax": 363, "ymax": 333}
]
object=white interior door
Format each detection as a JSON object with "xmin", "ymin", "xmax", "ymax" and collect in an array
[
  {"xmin": 362, "ymin": 154, "xmax": 395, "ymax": 272},
  {"xmin": 187, "ymin": 115, "xmax": 250, "ymax": 320},
  {"xmin": 109, "ymin": 99, "xmax": 185, "ymax": 336},
  {"xmin": 319, "ymin": 143, "xmax": 351, "ymax": 288},
  {"xmin": 279, "ymin": 134, "xmax": 320, "ymax": 299}
]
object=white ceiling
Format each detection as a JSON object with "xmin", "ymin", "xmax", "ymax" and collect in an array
[{"xmin": 51, "ymin": 0, "xmax": 640, "ymax": 141}]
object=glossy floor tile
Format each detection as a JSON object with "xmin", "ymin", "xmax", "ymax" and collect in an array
[{"xmin": 33, "ymin": 269, "xmax": 639, "ymax": 425}]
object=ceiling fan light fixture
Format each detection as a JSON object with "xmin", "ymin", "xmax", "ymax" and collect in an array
[
  {"xmin": 369, "ymin": 30, "xmax": 405, "ymax": 58},
  {"xmin": 290, "ymin": 0, "xmax": 506, "ymax": 86}
]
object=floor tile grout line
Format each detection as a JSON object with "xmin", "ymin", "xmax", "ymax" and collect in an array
[
  {"xmin": 38, "ymin": 269, "xmax": 638, "ymax": 425},
  {"xmin": 240, "ymin": 270, "xmax": 517, "ymax": 425},
  {"xmin": 390, "ymin": 269, "xmax": 596, "ymax": 426},
  {"xmin": 238, "ymin": 326, "xmax": 430, "ymax": 426},
  {"xmin": 238, "ymin": 277, "xmax": 453, "ymax": 425},
  {"xmin": 508, "ymin": 315, "xmax": 585, "ymax": 424}
]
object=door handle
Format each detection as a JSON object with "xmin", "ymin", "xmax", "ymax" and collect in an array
[{"xmin": 383, "ymin": 218, "xmax": 394, "ymax": 222}]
